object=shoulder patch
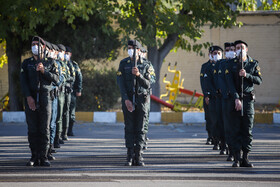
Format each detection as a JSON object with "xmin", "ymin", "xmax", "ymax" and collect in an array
[
  {"xmin": 200, "ymin": 73, "xmax": 203, "ymax": 77},
  {"xmin": 117, "ymin": 71, "xmax": 122, "ymax": 76},
  {"xmin": 127, "ymin": 60, "xmax": 131, "ymax": 63},
  {"xmin": 225, "ymin": 69, "xmax": 229, "ymax": 74},
  {"xmin": 214, "ymin": 69, "xmax": 217, "ymax": 74},
  {"xmin": 218, "ymin": 70, "xmax": 221, "ymax": 74},
  {"xmin": 204, "ymin": 74, "xmax": 208, "ymax": 78}
]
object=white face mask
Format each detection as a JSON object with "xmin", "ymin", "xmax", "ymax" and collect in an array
[
  {"xmin": 65, "ymin": 54, "xmax": 70, "ymax": 61},
  {"xmin": 213, "ymin": 54, "xmax": 222, "ymax": 62},
  {"xmin": 236, "ymin": 49, "xmax": 246, "ymax": 58},
  {"xmin": 32, "ymin": 45, "xmax": 39, "ymax": 55},
  {"xmin": 128, "ymin": 49, "xmax": 134, "ymax": 58},
  {"xmin": 209, "ymin": 54, "xmax": 213, "ymax": 61},
  {"xmin": 50, "ymin": 51, "xmax": 55, "ymax": 59},
  {"xmin": 58, "ymin": 52, "xmax": 64, "ymax": 60},
  {"xmin": 225, "ymin": 51, "xmax": 236, "ymax": 59}
]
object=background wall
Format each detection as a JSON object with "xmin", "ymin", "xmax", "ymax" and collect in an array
[{"xmin": 0, "ymin": 11, "xmax": 279, "ymax": 105}]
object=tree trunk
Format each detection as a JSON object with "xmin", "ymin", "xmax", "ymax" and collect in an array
[
  {"xmin": 148, "ymin": 46, "xmax": 161, "ymax": 112},
  {"xmin": 6, "ymin": 34, "xmax": 23, "ymax": 111},
  {"xmin": 148, "ymin": 34, "xmax": 179, "ymax": 112}
]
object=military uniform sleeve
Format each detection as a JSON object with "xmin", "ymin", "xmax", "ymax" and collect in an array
[
  {"xmin": 204, "ymin": 65, "xmax": 216, "ymax": 97},
  {"xmin": 20, "ymin": 60, "xmax": 31, "ymax": 97},
  {"xmin": 67, "ymin": 61, "xmax": 75, "ymax": 84},
  {"xmin": 117, "ymin": 61, "xmax": 129, "ymax": 101},
  {"xmin": 245, "ymin": 62, "xmax": 262, "ymax": 85},
  {"xmin": 225, "ymin": 62, "xmax": 239, "ymax": 100},
  {"xmin": 137, "ymin": 63, "xmax": 156, "ymax": 89},
  {"xmin": 200, "ymin": 64, "xmax": 206, "ymax": 95},
  {"xmin": 75, "ymin": 65, "xmax": 83, "ymax": 92},
  {"xmin": 41, "ymin": 60, "xmax": 59, "ymax": 84}
]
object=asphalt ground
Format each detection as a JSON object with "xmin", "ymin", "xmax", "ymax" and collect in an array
[{"xmin": 0, "ymin": 122, "xmax": 280, "ymax": 186}]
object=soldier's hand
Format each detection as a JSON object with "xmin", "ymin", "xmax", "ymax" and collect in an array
[
  {"xmin": 76, "ymin": 92, "xmax": 82, "ymax": 97},
  {"xmin": 132, "ymin": 67, "xmax": 140, "ymax": 77},
  {"xmin": 125, "ymin": 100, "xmax": 133, "ymax": 112},
  {"xmin": 239, "ymin": 69, "xmax": 246, "ymax": 77},
  {"xmin": 235, "ymin": 99, "xmax": 242, "ymax": 111},
  {"xmin": 36, "ymin": 62, "xmax": 45, "ymax": 74},
  {"xmin": 27, "ymin": 96, "xmax": 36, "ymax": 111},
  {"xmin": 205, "ymin": 97, "xmax": 209, "ymax": 105}
]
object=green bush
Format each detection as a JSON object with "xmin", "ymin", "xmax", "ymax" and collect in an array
[{"xmin": 76, "ymin": 65, "xmax": 120, "ymax": 111}]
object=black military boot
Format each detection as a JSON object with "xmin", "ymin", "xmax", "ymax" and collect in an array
[
  {"xmin": 62, "ymin": 134, "xmax": 69, "ymax": 141},
  {"xmin": 125, "ymin": 148, "xmax": 134, "ymax": 166},
  {"xmin": 219, "ymin": 143, "xmax": 227, "ymax": 155},
  {"xmin": 47, "ymin": 145, "xmax": 56, "ymax": 161},
  {"xmin": 40, "ymin": 151, "xmax": 51, "ymax": 167},
  {"xmin": 54, "ymin": 135, "xmax": 61, "ymax": 148},
  {"xmin": 226, "ymin": 148, "xmax": 234, "ymax": 161},
  {"xmin": 206, "ymin": 137, "xmax": 212, "ymax": 145},
  {"xmin": 67, "ymin": 122, "xmax": 74, "ymax": 136},
  {"xmin": 212, "ymin": 139, "xmax": 219, "ymax": 150},
  {"xmin": 26, "ymin": 152, "xmax": 40, "ymax": 166},
  {"xmin": 232, "ymin": 151, "xmax": 241, "ymax": 167},
  {"xmin": 240, "ymin": 151, "xmax": 253, "ymax": 167},
  {"xmin": 134, "ymin": 148, "xmax": 145, "ymax": 166}
]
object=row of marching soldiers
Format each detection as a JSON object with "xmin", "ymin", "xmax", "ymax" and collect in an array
[
  {"xmin": 20, "ymin": 36, "xmax": 83, "ymax": 166},
  {"xmin": 200, "ymin": 40, "xmax": 262, "ymax": 167}
]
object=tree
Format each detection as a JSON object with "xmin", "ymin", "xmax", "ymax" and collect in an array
[
  {"xmin": 0, "ymin": 0, "xmax": 119, "ymax": 110},
  {"xmin": 115, "ymin": 0, "xmax": 243, "ymax": 111}
]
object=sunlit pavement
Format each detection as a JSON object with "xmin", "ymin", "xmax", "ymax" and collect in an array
[{"xmin": 0, "ymin": 122, "xmax": 280, "ymax": 187}]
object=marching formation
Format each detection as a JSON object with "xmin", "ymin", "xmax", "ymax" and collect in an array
[
  {"xmin": 200, "ymin": 40, "xmax": 262, "ymax": 167},
  {"xmin": 20, "ymin": 36, "xmax": 83, "ymax": 166}
]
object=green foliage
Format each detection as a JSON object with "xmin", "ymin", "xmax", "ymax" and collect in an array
[
  {"xmin": 116, "ymin": 0, "xmax": 240, "ymax": 53},
  {"xmin": 0, "ymin": 0, "xmax": 120, "ymax": 54},
  {"xmin": 238, "ymin": 0, "xmax": 280, "ymax": 11},
  {"xmin": 76, "ymin": 64, "xmax": 120, "ymax": 111},
  {"xmin": 0, "ymin": 41, "xmax": 7, "ymax": 68}
]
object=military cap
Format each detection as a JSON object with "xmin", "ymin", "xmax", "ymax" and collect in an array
[
  {"xmin": 45, "ymin": 41, "xmax": 53, "ymax": 50},
  {"xmin": 212, "ymin": 45, "xmax": 223, "ymax": 52},
  {"xmin": 128, "ymin": 39, "xmax": 142, "ymax": 49},
  {"xmin": 224, "ymin": 42, "xmax": 231, "ymax": 48},
  {"xmin": 66, "ymin": 46, "xmax": 72, "ymax": 53},
  {"xmin": 209, "ymin": 46, "xmax": 214, "ymax": 53},
  {"xmin": 234, "ymin": 40, "xmax": 248, "ymax": 47},
  {"xmin": 141, "ymin": 47, "xmax": 147, "ymax": 53},
  {"xmin": 32, "ymin": 36, "xmax": 45, "ymax": 46},
  {"xmin": 57, "ymin": 44, "xmax": 66, "ymax": 51},
  {"xmin": 51, "ymin": 44, "xmax": 58, "ymax": 51}
]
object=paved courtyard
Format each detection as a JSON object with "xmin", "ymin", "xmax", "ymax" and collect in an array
[{"xmin": 0, "ymin": 122, "xmax": 280, "ymax": 186}]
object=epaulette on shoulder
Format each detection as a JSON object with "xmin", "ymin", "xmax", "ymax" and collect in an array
[{"xmin": 120, "ymin": 57, "xmax": 130, "ymax": 63}]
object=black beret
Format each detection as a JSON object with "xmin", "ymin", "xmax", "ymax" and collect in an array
[
  {"xmin": 212, "ymin": 45, "xmax": 223, "ymax": 52},
  {"xmin": 45, "ymin": 41, "xmax": 53, "ymax": 50},
  {"xmin": 128, "ymin": 39, "xmax": 142, "ymax": 49},
  {"xmin": 66, "ymin": 46, "xmax": 72, "ymax": 53},
  {"xmin": 32, "ymin": 36, "xmax": 45, "ymax": 45},
  {"xmin": 234, "ymin": 40, "xmax": 248, "ymax": 47},
  {"xmin": 224, "ymin": 42, "xmax": 231, "ymax": 48},
  {"xmin": 57, "ymin": 44, "xmax": 66, "ymax": 51}
]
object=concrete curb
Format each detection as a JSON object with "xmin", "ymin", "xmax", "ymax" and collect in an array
[{"xmin": 0, "ymin": 111, "xmax": 278, "ymax": 124}]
